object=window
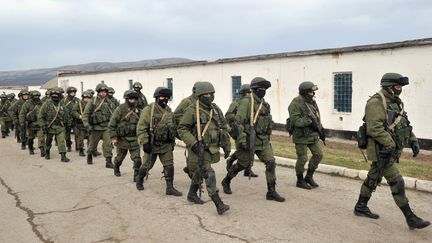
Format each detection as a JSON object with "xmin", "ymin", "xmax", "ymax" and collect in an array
[
  {"xmin": 167, "ymin": 78, "xmax": 173, "ymax": 101},
  {"xmin": 231, "ymin": 76, "xmax": 241, "ymax": 101},
  {"xmin": 333, "ymin": 72, "xmax": 352, "ymax": 113},
  {"xmin": 80, "ymin": 81, "xmax": 84, "ymax": 93},
  {"xmin": 129, "ymin": 80, "xmax": 133, "ymax": 89}
]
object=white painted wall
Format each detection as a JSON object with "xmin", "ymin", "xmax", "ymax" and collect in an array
[{"xmin": 59, "ymin": 44, "xmax": 432, "ymax": 139}]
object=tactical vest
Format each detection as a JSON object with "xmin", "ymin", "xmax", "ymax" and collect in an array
[
  {"xmin": 90, "ymin": 96, "xmax": 113, "ymax": 125},
  {"xmin": 248, "ymin": 95, "xmax": 273, "ymax": 139},
  {"xmin": 149, "ymin": 102, "xmax": 176, "ymax": 145},
  {"xmin": 43, "ymin": 101, "xmax": 66, "ymax": 128},
  {"xmin": 116, "ymin": 104, "xmax": 140, "ymax": 138}
]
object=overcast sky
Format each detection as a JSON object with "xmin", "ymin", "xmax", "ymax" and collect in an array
[{"xmin": 0, "ymin": 0, "xmax": 431, "ymax": 71}]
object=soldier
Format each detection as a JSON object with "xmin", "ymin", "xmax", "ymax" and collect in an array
[
  {"xmin": 8, "ymin": 90, "xmax": 30, "ymax": 145},
  {"xmin": 135, "ymin": 87, "xmax": 182, "ymax": 196},
  {"xmin": 221, "ymin": 77, "xmax": 285, "ymax": 202},
  {"xmin": 109, "ymin": 90, "xmax": 142, "ymax": 181},
  {"xmin": 71, "ymin": 91, "xmax": 91, "ymax": 156},
  {"xmin": 225, "ymin": 84, "xmax": 258, "ymax": 178},
  {"xmin": 353, "ymin": 73, "xmax": 430, "ymax": 230},
  {"xmin": 19, "ymin": 91, "xmax": 45, "ymax": 156},
  {"xmin": 173, "ymin": 81, "xmax": 201, "ymax": 177},
  {"xmin": 0, "ymin": 93, "xmax": 11, "ymax": 138},
  {"xmin": 39, "ymin": 88, "xmax": 70, "ymax": 162},
  {"xmin": 41, "ymin": 89, "xmax": 51, "ymax": 103},
  {"xmin": 107, "ymin": 87, "xmax": 120, "ymax": 109},
  {"xmin": 7, "ymin": 93, "xmax": 17, "ymax": 132},
  {"xmin": 177, "ymin": 82, "xmax": 231, "ymax": 215},
  {"xmin": 82, "ymin": 83, "xmax": 114, "ymax": 168},
  {"xmin": 86, "ymin": 89, "xmax": 95, "ymax": 98},
  {"xmin": 61, "ymin": 86, "xmax": 80, "ymax": 152},
  {"xmin": 132, "ymin": 82, "xmax": 148, "ymax": 110},
  {"xmin": 287, "ymin": 81, "xmax": 325, "ymax": 190}
]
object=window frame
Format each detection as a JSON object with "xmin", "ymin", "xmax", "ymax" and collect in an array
[{"xmin": 333, "ymin": 72, "xmax": 353, "ymax": 113}]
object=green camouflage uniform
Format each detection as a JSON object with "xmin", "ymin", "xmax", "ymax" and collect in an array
[
  {"xmin": 19, "ymin": 94, "xmax": 45, "ymax": 153},
  {"xmin": 8, "ymin": 90, "xmax": 29, "ymax": 144},
  {"xmin": 38, "ymin": 98, "xmax": 67, "ymax": 156},
  {"xmin": 61, "ymin": 93, "xmax": 80, "ymax": 150},
  {"xmin": 71, "ymin": 97, "xmax": 89, "ymax": 153},
  {"xmin": 0, "ymin": 95, "xmax": 11, "ymax": 136}
]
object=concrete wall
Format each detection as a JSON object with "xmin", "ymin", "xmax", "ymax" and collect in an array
[{"xmin": 59, "ymin": 44, "xmax": 432, "ymax": 140}]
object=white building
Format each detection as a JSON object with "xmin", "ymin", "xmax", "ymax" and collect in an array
[{"xmin": 57, "ymin": 38, "xmax": 432, "ymax": 148}]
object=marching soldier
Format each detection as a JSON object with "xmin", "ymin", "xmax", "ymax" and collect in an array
[
  {"xmin": 288, "ymin": 81, "xmax": 325, "ymax": 190},
  {"xmin": 135, "ymin": 87, "xmax": 182, "ymax": 196},
  {"xmin": 221, "ymin": 77, "xmax": 285, "ymax": 202},
  {"xmin": 62, "ymin": 86, "xmax": 80, "ymax": 152},
  {"xmin": 8, "ymin": 89, "xmax": 30, "ymax": 145},
  {"xmin": 39, "ymin": 88, "xmax": 70, "ymax": 162},
  {"xmin": 82, "ymin": 83, "xmax": 114, "ymax": 168},
  {"xmin": 353, "ymin": 73, "xmax": 430, "ymax": 230},
  {"xmin": 107, "ymin": 87, "xmax": 120, "ymax": 109},
  {"xmin": 7, "ymin": 93, "xmax": 17, "ymax": 132},
  {"xmin": 19, "ymin": 90, "xmax": 45, "ymax": 156},
  {"xmin": 71, "ymin": 91, "xmax": 92, "ymax": 156},
  {"xmin": 109, "ymin": 90, "xmax": 142, "ymax": 181},
  {"xmin": 132, "ymin": 82, "xmax": 148, "ymax": 110},
  {"xmin": 225, "ymin": 84, "xmax": 258, "ymax": 177},
  {"xmin": 1, "ymin": 94, "xmax": 11, "ymax": 138},
  {"xmin": 177, "ymin": 82, "xmax": 231, "ymax": 214}
]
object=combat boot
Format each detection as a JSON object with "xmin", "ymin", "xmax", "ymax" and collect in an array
[
  {"xmin": 105, "ymin": 157, "xmax": 114, "ymax": 168},
  {"xmin": 78, "ymin": 148, "xmax": 85, "ymax": 157},
  {"xmin": 164, "ymin": 165, "xmax": 182, "ymax": 196},
  {"xmin": 210, "ymin": 193, "xmax": 230, "ymax": 215},
  {"xmin": 296, "ymin": 173, "xmax": 312, "ymax": 190},
  {"xmin": 17, "ymin": 137, "xmax": 21, "ymax": 143},
  {"xmin": 400, "ymin": 205, "xmax": 430, "ymax": 230},
  {"xmin": 60, "ymin": 153, "xmax": 70, "ymax": 162},
  {"xmin": 225, "ymin": 157, "xmax": 234, "ymax": 172},
  {"xmin": 21, "ymin": 141, "xmax": 26, "ymax": 150},
  {"xmin": 87, "ymin": 154, "xmax": 93, "ymax": 164},
  {"xmin": 40, "ymin": 147, "xmax": 46, "ymax": 157},
  {"xmin": 132, "ymin": 159, "xmax": 142, "ymax": 182},
  {"xmin": 266, "ymin": 182, "xmax": 286, "ymax": 202},
  {"xmin": 92, "ymin": 150, "xmax": 101, "ymax": 157},
  {"xmin": 187, "ymin": 183, "xmax": 204, "ymax": 204},
  {"xmin": 113, "ymin": 162, "xmax": 121, "ymax": 177},
  {"xmin": 136, "ymin": 168, "xmax": 146, "ymax": 191},
  {"xmin": 305, "ymin": 169, "xmax": 319, "ymax": 188},
  {"xmin": 28, "ymin": 139, "xmax": 35, "ymax": 155},
  {"xmin": 67, "ymin": 146, "xmax": 72, "ymax": 152},
  {"xmin": 221, "ymin": 177, "xmax": 232, "ymax": 194},
  {"xmin": 243, "ymin": 167, "xmax": 258, "ymax": 177},
  {"xmin": 45, "ymin": 150, "xmax": 50, "ymax": 160},
  {"xmin": 1, "ymin": 132, "xmax": 6, "ymax": 138},
  {"xmin": 354, "ymin": 196, "xmax": 379, "ymax": 219}
]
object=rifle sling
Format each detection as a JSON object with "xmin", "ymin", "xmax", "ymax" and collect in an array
[
  {"xmin": 195, "ymin": 100, "xmax": 213, "ymax": 141},
  {"xmin": 48, "ymin": 103, "xmax": 63, "ymax": 128},
  {"xmin": 378, "ymin": 91, "xmax": 403, "ymax": 132}
]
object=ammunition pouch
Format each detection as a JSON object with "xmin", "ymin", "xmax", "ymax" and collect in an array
[
  {"xmin": 357, "ymin": 122, "xmax": 368, "ymax": 149},
  {"xmin": 91, "ymin": 110, "xmax": 110, "ymax": 125}
]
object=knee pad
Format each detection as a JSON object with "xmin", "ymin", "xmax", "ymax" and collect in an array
[
  {"xmin": 265, "ymin": 159, "xmax": 276, "ymax": 174},
  {"xmin": 206, "ymin": 171, "xmax": 216, "ymax": 188},
  {"xmin": 389, "ymin": 176, "xmax": 405, "ymax": 197}
]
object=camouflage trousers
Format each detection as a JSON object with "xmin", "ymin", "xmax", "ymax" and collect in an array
[
  {"xmin": 360, "ymin": 160, "xmax": 409, "ymax": 207},
  {"xmin": 187, "ymin": 150, "xmax": 219, "ymax": 197},
  {"xmin": 27, "ymin": 128, "xmax": 45, "ymax": 148},
  {"xmin": 74, "ymin": 127, "xmax": 88, "ymax": 150},
  {"xmin": 294, "ymin": 142, "xmax": 323, "ymax": 174},
  {"xmin": 45, "ymin": 129, "xmax": 66, "ymax": 153},
  {"xmin": 0, "ymin": 118, "xmax": 6, "ymax": 132},
  {"xmin": 114, "ymin": 142, "xmax": 141, "ymax": 166},
  {"xmin": 87, "ymin": 129, "xmax": 112, "ymax": 158}
]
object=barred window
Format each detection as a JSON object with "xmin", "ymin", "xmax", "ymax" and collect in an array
[
  {"xmin": 231, "ymin": 76, "xmax": 241, "ymax": 101},
  {"xmin": 167, "ymin": 78, "xmax": 173, "ymax": 101},
  {"xmin": 128, "ymin": 80, "xmax": 133, "ymax": 89},
  {"xmin": 333, "ymin": 72, "xmax": 352, "ymax": 113}
]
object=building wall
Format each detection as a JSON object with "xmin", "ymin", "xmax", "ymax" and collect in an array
[{"xmin": 59, "ymin": 44, "xmax": 432, "ymax": 140}]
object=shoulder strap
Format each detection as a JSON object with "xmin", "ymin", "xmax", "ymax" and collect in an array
[
  {"xmin": 195, "ymin": 100, "xmax": 213, "ymax": 140},
  {"xmin": 48, "ymin": 103, "xmax": 63, "ymax": 128}
]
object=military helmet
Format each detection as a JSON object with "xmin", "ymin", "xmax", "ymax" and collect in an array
[
  {"xmin": 45, "ymin": 90, "xmax": 51, "ymax": 96},
  {"xmin": 30, "ymin": 90, "xmax": 41, "ymax": 97},
  {"xmin": 380, "ymin": 73, "xmax": 409, "ymax": 86},
  {"xmin": 7, "ymin": 93, "xmax": 15, "ymax": 99},
  {"xmin": 108, "ymin": 87, "xmax": 115, "ymax": 94},
  {"xmin": 132, "ymin": 82, "xmax": 142, "ymax": 89},
  {"xmin": 82, "ymin": 91, "xmax": 92, "ymax": 98},
  {"xmin": 50, "ymin": 87, "xmax": 62, "ymax": 95},
  {"xmin": 192, "ymin": 81, "xmax": 203, "ymax": 94},
  {"xmin": 123, "ymin": 90, "xmax": 140, "ymax": 99},
  {"xmin": 239, "ymin": 84, "xmax": 251, "ymax": 94},
  {"xmin": 20, "ymin": 89, "xmax": 30, "ymax": 96},
  {"xmin": 95, "ymin": 83, "xmax": 109, "ymax": 92},
  {"xmin": 66, "ymin": 86, "xmax": 77, "ymax": 93},
  {"xmin": 195, "ymin": 81, "xmax": 215, "ymax": 96},
  {"xmin": 250, "ymin": 77, "xmax": 271, "ymax": 89},
  {"xmin": 0, "ymin": 93, "xmax": 6, "ymax": 99},
  {"xmin": 153, "ymin": 87, "xmax": 172, "ymax": 98},
  {"xmin": 299, "ymin": 81, "xmax": 318, "ymax": 94},
  {"xmin": 86, "ymin": 89, "xmax": 95, "ymax": 96}
]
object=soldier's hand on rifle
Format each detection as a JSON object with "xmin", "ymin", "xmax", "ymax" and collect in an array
[
  {"xmin": 191, "ymin": 142, "xmax": 200, "ymax": 155},
  {"xmin": 42, "ymin": 126, "xmax": 48, "ymax": 134},
  {"xmin": 143, "ymin": 143, "xmax": 152, "ymax": 154},
  {"xmin": 411, "ymin": 141, "xmax": 420, "ymax": 157},
  {"xmin": 111, "ymin": 138, "xmax": 118, "ymax": 145}
]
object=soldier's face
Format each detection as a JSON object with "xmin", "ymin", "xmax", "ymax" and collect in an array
[
  {"xmin": 308, "ymin": 91, "xmax": 315, "ymax": 97},
  {"xmin": 99, "ymin": 91, "xmax": 107, "ymax": 98},
  {"xmin": 22, "ymin": 95, "xmax": 29, "ymax": 100},
  {"xmin": 83, "ymin": 97, "xmax": 89, "ymax": 103},
  {"xmin": 127, "ymin": 98, "xmax": 137, "ymax": 104},
  {"xmin": 393, "ymin": 85, "xmax": 402, "ymax": 92}
]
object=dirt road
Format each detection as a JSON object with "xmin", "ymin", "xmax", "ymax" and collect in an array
[{"xmin": 0, "ymin": 137, "xmax": 431, "ymax": 242}]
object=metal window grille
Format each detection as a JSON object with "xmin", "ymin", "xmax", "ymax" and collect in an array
[
  {"xmin": 333, "ymin": 73, "xmax": 352, "ymax": 112},
  {"xmin": 167, "ymin": 78, "xmax": 173, "ymax": 101},
  {"xmin": 128, "ymin": 80, "xmax": 133, "ymax": 89},
  {"xmin": 231, "ymin": 76, "xmax": 241, "ymax": 101}
]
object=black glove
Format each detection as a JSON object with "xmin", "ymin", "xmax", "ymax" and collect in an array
[
  {"xmin": 223, "ymin": 149, "xmax": 231, "ymax": 159},
  {"xmin": 143, "ymin": 143, "xmax": 152, "ymax": 154},
  {"xmin": 411, "ymin": 141, "xmax": 420, "ymax": 157},
  {"xmin": 191, "ymin": 142, "xmax": 200, "ymax": 154},
  {"xmin": 42, "ymin": 126, "xmax": 48, "ymax": 134},
  {"xmin": 239, "ymin": 142, "xmax": 248, "ymax": 150},
  {"xmin": 319, "ymin": 131, "xmax": 326, "ymax": 142}
]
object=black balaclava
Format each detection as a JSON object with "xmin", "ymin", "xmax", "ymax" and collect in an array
[
  {"xmin": 199, "ymin": 94, "xmax": 214, "ymax": 107},
  {"xmin": 157, "ymin": 97, "xmax": 168, "ymax": 108},
  {"xmin": 51, "ymin": 94, "xmax": 60, "ymax": 103},
  {"xmin": 254, "ymin": 88, "xmax": 266, "ymax": 99}
]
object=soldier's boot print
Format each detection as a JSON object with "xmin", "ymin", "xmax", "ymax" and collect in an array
[
  {"xmin": 266, "ymin": 182, "xmax": 286, "ymax": 202},
  {"xmin": 113, "ymin": 161, "xmax": 121, "ymax": 177},
  {"xmin": 135, "ymin": 168, "xmax": 146, "ymax": 191},
  {"xmin": 40, "ymin": 147, "xmax": 46, "ymax": 157},
  {"xmin": 305, "ymin": 169, "xmax": 319, "ymax": 188},
  {"xmin": 187, "ymin": 183, "xmax": 204, "ymax": 204},
  {"xmin": 296, "ymin": 173, "xmax": 312, "ymax": 190},
  {"xmin": 87, "ymin": 154, "xmax": 93, "ymax": 164},
  {"xmin": 211, "ymin": 192, "xmax": 230, "ymax": 215},
  {"xmin": 354, "ymin": 196, "xmax": 379, "ymax": 219},
  {"xmin": 60, "ymin": 153, "xmax": 70, "ymax": 162},
  {"xmin": 164, "ymin": 165, "xmax": 182, "ymax": 197},
  {"xmin": 243, "ymin": 167, "xmax": 258, "ymax": 177},
  {"xmin": 400, "ymin": 205, "xmax": 430, "ymax": 230},
  {"xmin": 45, "ymin": 149, "xmax": 50, "ymax": 160},
  {"xmin": 105, "ymin": 157, "xmax": 114, "ymax": 169},
  {"xmin": 28, "ymin": 139, "xmax": 35, "ymax": 155},
  {"xmin": 78, "ymin": 148, "xmax": 85, "ymax": 157}
]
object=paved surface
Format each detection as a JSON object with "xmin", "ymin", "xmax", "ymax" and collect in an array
[{"xmin": 0, "ymin": 136, "xmax": 431, "ymax": 243}]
